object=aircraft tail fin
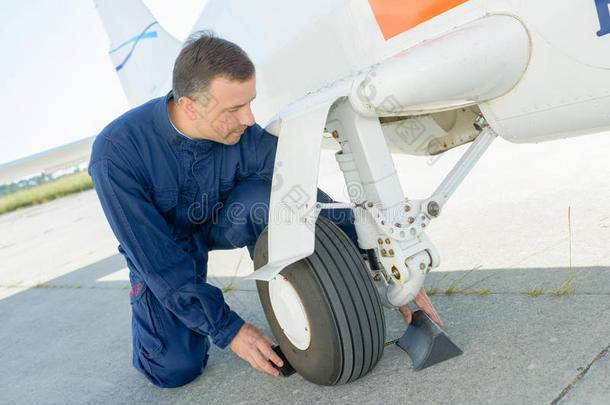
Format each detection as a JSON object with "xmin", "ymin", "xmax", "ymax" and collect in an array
[{"xmin": 94, "ymin": 0, "xmax": 182, "ymax": 106}]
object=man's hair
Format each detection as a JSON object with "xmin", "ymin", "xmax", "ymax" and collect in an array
[{"xmin": 172, "ymin": 31, "xmax": 255, "ymax": 102}]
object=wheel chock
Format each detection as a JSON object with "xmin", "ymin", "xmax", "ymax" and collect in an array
[
  {"xmin": 270, "ymin": 345, "xmax": 296, "ymax": 377},
  {"xmin": 396, "ymin": 310, "xmax": 463, "ymax": 370}
]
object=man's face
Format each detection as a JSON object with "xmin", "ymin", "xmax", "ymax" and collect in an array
[{"xmin": 189, "ymin": 75, "xmax": 257, "ymax": 145}]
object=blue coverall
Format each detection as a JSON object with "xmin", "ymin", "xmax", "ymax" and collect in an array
[{"xmin": 89, "ymin": 92, "xmax": 360, "ymax": 388}]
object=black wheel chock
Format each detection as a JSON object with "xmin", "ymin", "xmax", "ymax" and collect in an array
[{"xmin": 396, "ymin": 310, "xmax": 463, "ymax": 371}]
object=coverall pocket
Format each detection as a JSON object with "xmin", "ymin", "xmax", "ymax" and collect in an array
[{"xmin": 131, "ymin": 283, "xmax": 166, "ymax": 359}]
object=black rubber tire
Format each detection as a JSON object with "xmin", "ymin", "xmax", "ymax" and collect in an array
[{"xmin": 254, "ymin": 216, "xmax": 385, "ymax": 385}]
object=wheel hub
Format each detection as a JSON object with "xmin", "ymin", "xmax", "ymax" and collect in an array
[{"xmin": 268, "ymin": 274, "xmax": 311, "ymax": 350}]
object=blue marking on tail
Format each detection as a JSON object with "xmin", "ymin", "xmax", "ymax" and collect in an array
[
  {"xmin": 596, "ymin": 0, "xmax": 610, "ymax": 37},
  {"xmin": 110, "ymin": 21, "xmax": 158, "ymax": 71}
]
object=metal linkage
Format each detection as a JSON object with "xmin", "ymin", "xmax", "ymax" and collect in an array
[{"xmin": 427, "ymin": 116, "xmax": 497, "ymax": 215}]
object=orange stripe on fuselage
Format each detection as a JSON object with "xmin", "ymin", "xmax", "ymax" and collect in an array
[{"xmin": 368, "ymin": 0, "xmax": 469, "ymax": 40}]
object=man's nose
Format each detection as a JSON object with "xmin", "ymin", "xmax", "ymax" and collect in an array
[{"xmin": 239, "ymin": 106, "xmax": 255, "ymax": 127}]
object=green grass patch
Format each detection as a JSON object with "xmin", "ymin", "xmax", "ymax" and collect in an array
[
  {"xmin": 525, "ymin": 286, "xmax": 544, "ymax": 297},
  {"xmin": 444, "ymin": 265, "xmax": 486, "ymax": 295},
  {"xmin": 445, "ymin": 278, "xmax": 461, "ymax": 295},
  {"xmin": 551, "ymin": 206, "xmax": 576, "ymax": 296},
  {"xmin": 0, "ymin": 171, "xmax": 93, "ymax": 215},
  {"xmin": 222, "ymin": 250, "xmax": 246, "ymax": 293},
  {"xmin": 466, "ymin": 287, "xmax": 492, "ymax": 296},
  {"xmin": 425, "ymin": 287, "xmax": 440, "ymax": 296},
  {"xmin": 550, "ymin": 274, "xmax": 576, "ymax": 296}
]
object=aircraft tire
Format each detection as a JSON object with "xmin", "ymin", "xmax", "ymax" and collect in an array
[{"xmin": 254, "ymin": 216, "xmax": 385, "ymax": 385}]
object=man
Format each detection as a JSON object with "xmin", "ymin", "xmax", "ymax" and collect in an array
[{"xmin": 90, "ymin": 31, "xmax": 441, "ymax": 388}]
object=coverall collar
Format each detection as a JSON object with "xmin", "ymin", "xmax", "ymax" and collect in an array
[{"xmin": 155, "ymin": 91, "xmax": 216, "ymax": 151}]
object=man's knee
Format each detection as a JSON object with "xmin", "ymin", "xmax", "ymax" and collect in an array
[
  {"xmin": 210, "ymin": 179, "xmax": 271, "ymax": 249},
  {"xmin": 227, "ymin": 179, "xmax": 271, "ymax": 222},
  {"xmin": 134, "ymin": 341, "xmax": 210, "ymax": 388},
  {"xmin": 131, "ymin": 286, "xmax": 211, "ymax": 388}
]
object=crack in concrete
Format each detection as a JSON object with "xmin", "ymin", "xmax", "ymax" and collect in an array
[{"xmin": 550, "ymin": 343, "xmax": 610, "ymax": 404}]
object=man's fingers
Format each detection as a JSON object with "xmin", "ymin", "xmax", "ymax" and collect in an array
[
  {"xmin": 420, "ymin": 300, "xmax": 442, "ymax": 327},
  {"xmin": 248, "ymin": 354, "xmax": 270, "ymax": 376},
  {"xmin": 426, "ymin": 308, "xmax": 443, "ymax": 328},
  {"xmin": 415, "ymin": 288, "xmax": 432, "ymax": 307},
  {"xmin": 414, "ymin": 288, "xmax": 444, "ymax": 328},
  {"xmin": 398, "ymin": 305, "xmax": 412, "ymax": 324},
  {"xmin": 259, "ymin": 341, "xmax": 284, "ymax": 368},
  {"xmin": 419, "ymin": 302, "xmax": 443, "ymax": 328},
  {"xmin": 251, "ymin": 350, "xmax": 280, "ymax": 377},
  {"xmin": 254, "ymin": 329, "xmax": 283, "ymax": 367}
]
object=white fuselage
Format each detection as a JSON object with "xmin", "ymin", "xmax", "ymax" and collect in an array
[{"xmin": 193, "ymin": 0, "xmax": 610, "ymax": 144}]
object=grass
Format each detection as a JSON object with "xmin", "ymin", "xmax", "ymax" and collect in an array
[
  {"xmin": 526, "ymin": 286, "xmax": 544, "ymax": 297},
  {"xmin": 0, "ymin": 281, "xmax": 24, "ymax": 288},
  {"xmin": 550, "ymin": 273, "xmax": 576, "ymax": 296},
  {"xmin": 425, "ymin": 287, "xmax": 440, "ymax": 295},
  {"xmin": 425, "ymin": 265, "xmax": 492, "ymax": 296},
  {"xmin": 425, "ymin": 272, "xmax": 448, "ymax": 295},
  {"xmin": 550, "ymin": 206, "xmax": 575, "ymax": 296},
  {"xmin": 466, "ymin": 287, "xmax": 492, "ymax": 296},
  {"xmin": 444, "ymin": 277, "xmax": 461, "ymax": 295},
  {"xmin": 526, "ymin": 206, "xmax": 584, "ymax": 297},
  {"xmin": 222, "ymin": 250, "xmax": 246, "ymax": 293},
  {"xmin": 444, "ymin": 265, "xmax": 487, "ymax": 295},
  {"xmin": 0, "ymin": 171, "xmax": 93, "ymax": 215}
]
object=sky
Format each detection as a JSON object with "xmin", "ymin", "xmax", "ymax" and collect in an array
[{"xmin": 0, "ymin": 0, "xmax": 207, "ymax": 165}]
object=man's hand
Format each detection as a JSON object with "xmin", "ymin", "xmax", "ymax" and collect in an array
[
  {"xmin": 398, "ymin": 287, "xmax": 444, "ymax": 328},
  {"xmin": 229, "ymin": 323, "xmax": 284, "ymax": 377}
]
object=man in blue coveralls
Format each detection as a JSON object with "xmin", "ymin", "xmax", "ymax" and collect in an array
[{"xmin": 90, "ymin": 32, "xmax": 442, "ymax": 388}]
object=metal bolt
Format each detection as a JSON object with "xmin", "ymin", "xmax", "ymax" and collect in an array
[
  {"xmin": 385, "ymin": 238, "xmax": 391, "ymax": 244},
  {"xmin": 381, "ymin": 249, "xmax": 387, "ymax": 256},
  {"xmin": 473, "ymin": 114, "xmax": 488, "ymax": 132},
  {"xmin": 373, "ymin": 274, "xmax": 382, "ymax": 281},
  {"xmin": 419, "ymin": 263, "xmax": 426, "ymax": 270},
  {"xmin": 395, "ymin": 223, "xmax": 402, "ymax": 228},
  {"xmin": 332, "ymin": 130, "xmax": 339, "ymax": 138},
  {"xmin": 381, "ymin": 220, "xmax": 385, "ymax": 225},
  {"xmin": 421, "ymin": 223, "xmax": 426, "ymax": 228},
  {"xmin": 377, "ymin": 238, "xmax": 383, "ymax": 245},
  {"xmin": 391, "ymin": 266, "xmax": 401, "ymax": 280},
  {"xmin": 404, "ymin": 205, "xmax": 411, "ymax": 212},
  {"xmin": 367, "ymin": 202, "xmax": 373, "ymax": 208},
  {"xmin": 388, "ymin": 249, "xmax": 394, "ymax": 256},
  {"xmin": 421, "ymin": 216, "xmax": 426, "ymax": 221},
  {"xmin": 408, "ymin": 217, "xmax": 415, "ymax": 224},
  {"xmin": 427, "ymin": 201, "xmax": 440, "ymax": 217}
]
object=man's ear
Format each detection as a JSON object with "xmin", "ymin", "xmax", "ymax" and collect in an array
[{"xmin": 177, "ymin": 96, "xmax": 200, "ymax": 121}]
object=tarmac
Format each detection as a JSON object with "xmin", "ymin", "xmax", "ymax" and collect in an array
[{"xmin": 1, "ymin": 130, "xmax": 610, "ymax": 404}]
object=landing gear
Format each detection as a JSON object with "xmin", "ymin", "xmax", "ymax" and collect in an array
[{"xmin": 254, "ymin": 216, "xmax": 385, "ymax": 385}]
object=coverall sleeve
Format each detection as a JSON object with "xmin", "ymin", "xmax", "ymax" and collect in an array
[
  {"xmin": 89, "ymin": 155, "xmax": 244, "ymax": 349},
  {"xmin": 238, "ymin": 125, "xmax": 278, "ymax": 183}
]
